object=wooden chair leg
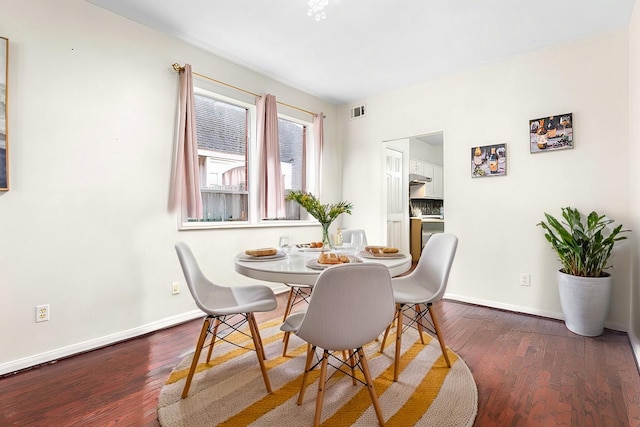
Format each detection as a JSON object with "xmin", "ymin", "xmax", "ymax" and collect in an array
[
  {"xmin": 393, "ymin": 304, "xmax": 403, "ymax": 382},
  {"xmin": 348, "ymin": 350, "xmax": 356, "ymax": 385},
  {"xmin": 359, "ymin": 347, "xmax": 386, "ymax": 426},
  {"xmin": 297, "ymin": 344, "xmax": 315, "ymax": 405},
  {"xmin": 249, "ymin": 313, "xmax": 267, "ymax": 360},
  {"xmin": 205, "ymin": 317, "xmax": 221, "ymax": 363},
  {"xmin": 379, "ymin": 305, "xmax": 398, "ymax": 352},
  {"xmin": 282, "ymin": 331, "xmax": 291, "ymax": 357},
  {"xmin": 379, "ymin": 325, "xmax": 390, "ymax": 352},
  {"xmin": 282, "ymin": 287, "xmax": 295, "ymax": 322},
  {"xmin": 428, "ymin": 305, "xmax": 451, "ymax": 368},
  {"xmin": 182, "ymin": 317, "xmax": 211, "ymax": 399},
  {"xmin": 248, "ymin": 314, "xmax": 272, "ymax": 393},
  {"xmin": 281, "ymin": 287, "xmax": 295, "ymax": 342},
  {"xmin": 313, "ymin": 350, "xmax": 330, "ymax": 427},
  {"xmin": 415, "ymin": 304, "xmax": 426, "ymax": 345}
]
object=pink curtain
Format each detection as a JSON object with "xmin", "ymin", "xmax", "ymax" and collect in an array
[
  {"xmin": 169, "ymin": 64, "xmax": 203, "ymax": 219},
  {"xmin": 222, "ymin": 165, "xmax": 245, "ymax": 187},
  {"xmin": 256, "ymin": 94, "xmax": 285, "ymax": 219},
  {"xmin": 312, "ymin": 113, "xmax": 324, "ymax": 195}
]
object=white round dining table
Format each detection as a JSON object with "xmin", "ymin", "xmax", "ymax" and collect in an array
[{"xmin": 234, "ymin": 248, "xmax": 412, "ymax": 286}]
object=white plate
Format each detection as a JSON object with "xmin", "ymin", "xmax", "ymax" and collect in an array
[
  {"xmin": 357, "ymin": 250, "xmax": 406, "ymax": 259},
  {"xmin": 306, "ymin": 256, "xmax": 361, "ymax": 270},
  {"xmin": 295, "ymin": 244, "xmax": 328, "ymax": 252},
  {"xmin": 237, "ymin": 251, "xmax": 287, "ymax": 262}
]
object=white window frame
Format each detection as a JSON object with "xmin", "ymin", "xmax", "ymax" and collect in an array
[{"xmin": 178, "ymin": 87, "xmax": 318, "ymax": 230}]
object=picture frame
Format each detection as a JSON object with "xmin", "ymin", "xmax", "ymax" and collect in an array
[
  {"xmin": 471, "ymin": 143, "xmax": 506, "ymax": 178},
  {"xmin": 0, "ymin": 37, "xmax": 7, "ymax": 190},
  {"xmin": 529, "ymin": 113, "xmax": 573, "ymax": 153}
]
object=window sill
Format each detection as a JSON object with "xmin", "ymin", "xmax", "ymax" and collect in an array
[{"xmin": 178, "ymin": 219, "xmax": 320, "ymax": 231}]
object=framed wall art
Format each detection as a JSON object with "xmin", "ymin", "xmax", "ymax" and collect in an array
[
  {"xmin": 471, "ymin": 143, "xmax": 506, "ymax": 178},
  {"xmin": 529, "ymin": 113, "xmax": 573, "ymax": 153},
  {"xmin": 0, "ymin": 37, "xmax": 7, "ymax": 190}
]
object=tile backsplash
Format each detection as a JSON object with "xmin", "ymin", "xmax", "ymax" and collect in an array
[{"xmin": 410, "ymin": 199, "xmax": 443, "ymax": 216}]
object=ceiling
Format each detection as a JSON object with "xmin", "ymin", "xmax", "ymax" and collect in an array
[{"xmin": 87, "ymin": 0, "xmax": 636, "ymax": 105}]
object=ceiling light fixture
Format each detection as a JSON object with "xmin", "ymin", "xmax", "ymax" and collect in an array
[{"xmin": 308, "ymin": 0, "xmax": 329, "ymax": 21}]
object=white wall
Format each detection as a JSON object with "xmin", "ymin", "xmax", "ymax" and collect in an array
[
  {"xmin": 341, "ymin": 31, "xmax": 633, "ymax": 331},
  {"xmin": 628, "ymin": 1, "xmax": 640, "ymax": 360},
  {"xmin": 0, "ymin": 0, "xmax": 341, "ymax": 374}
]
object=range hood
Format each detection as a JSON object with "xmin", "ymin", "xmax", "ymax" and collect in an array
[{"xmin": 409, "ymin": 173, "xmax": 432, "ymax": 185}]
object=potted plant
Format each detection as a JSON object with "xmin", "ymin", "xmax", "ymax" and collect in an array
[
  {"xmin": 538, "ymin": 207, "xmax": 629, "ymax": 336},
  {"xmin": 286, "ymin": 190, "xmax": 353, "ymax": 249}
]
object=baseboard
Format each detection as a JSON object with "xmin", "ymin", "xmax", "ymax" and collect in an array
[
  {"xmin": 444, "ymin": 293, "xmax": 628, "ymax": 333},
  {"xmin": 0, "ymin": 309, "xmax": 204, "ymax": 377},
  {"xmin": 629, "ymin": 331, "xmax": 640, "ymax": 373}
]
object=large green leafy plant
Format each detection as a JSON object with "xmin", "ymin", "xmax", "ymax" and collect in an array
[
  {"xmin": 285, "ymin": 190, "xmax": 352, "ymax": 225},
  {"xmin": 538, "ymin": 207, "xmax": 629, "ymax": 277},
  {"xmin": 286, "ymin": 190, "xmax": 353, "ymax": 248}
]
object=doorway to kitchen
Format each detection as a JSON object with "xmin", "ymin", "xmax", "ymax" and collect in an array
[{"xmin": 382, "ymin": 131, "xmax": 444, "ymax": 258}]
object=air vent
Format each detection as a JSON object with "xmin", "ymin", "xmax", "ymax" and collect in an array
[{"xmin": 349, "ymin": 104, "xmax": 366, "ymax": 119}]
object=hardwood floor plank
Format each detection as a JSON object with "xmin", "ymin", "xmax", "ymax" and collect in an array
[{"xmin": 1, "ymin": 296, "xmax": 639, "ymax": 426}]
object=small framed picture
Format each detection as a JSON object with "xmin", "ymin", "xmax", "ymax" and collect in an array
[
  {"xmin": 471, "ymin": 143, "xmax": 506, "ymax": 178},
  {"xmin": 529, "ymin": 113, "xmax": 573, "ymax": 153}
]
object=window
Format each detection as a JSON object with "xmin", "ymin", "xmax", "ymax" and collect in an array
[
  {"xmin": 180, "ymin": 87, "xmax": 316, "ymax": 228},
  {"xmin": 190, "ymin": 91, "xmax": 250, "ymax": 223},
  {"xmin": 279, "ymin": 117, "xmax": 305, "ymax": 220}
]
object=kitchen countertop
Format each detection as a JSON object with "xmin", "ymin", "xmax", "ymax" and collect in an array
[{"xmin": 410, "ymin": 217, "xmax": 445, "ymax": 223}]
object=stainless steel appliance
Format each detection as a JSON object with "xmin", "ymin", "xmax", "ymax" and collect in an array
[{"xmin": 421, "ymin": 215, "xmax": 445, "ymax": 247}]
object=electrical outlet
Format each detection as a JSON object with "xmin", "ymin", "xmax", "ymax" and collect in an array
[
  {"xmin": 520, "ymin": 273, "xmax": 531, "ymax": 287},
  {"xmin": 172, "ymin": 282, "xmax": 180, "ymax": 295},
  {"xmin": 36, "ymin": 304, "xmax": 50, "ymax": 322}
]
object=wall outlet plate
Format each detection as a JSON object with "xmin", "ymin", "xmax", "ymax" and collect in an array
[{"xmin": 36, "ymin": 304, "xmax": 50, "ymax": 322}]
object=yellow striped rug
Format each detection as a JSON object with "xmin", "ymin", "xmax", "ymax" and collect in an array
[{"xmin": 158, "ymin": 318, "xmax": 477, "ymax": 426}]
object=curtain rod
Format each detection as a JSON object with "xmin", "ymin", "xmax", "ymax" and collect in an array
[{"xmin": 172, "ymin": 63, "xmax": 319, "ymax": 117}]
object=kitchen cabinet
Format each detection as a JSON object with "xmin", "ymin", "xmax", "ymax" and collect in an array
[
  {"xmin": 409, "ymin": 159, "xmax": 426, "ymax": 177},
  {"xmin": 410, "ymin": 218, "xmax": 422, "ymax": 262},
  {"xmin": 410, "ymin": 217, "xmax": 445, "ymax": 261},
  {"xmin": 409, "ymin": 159, "xmax": 443, "ymax": 199}
]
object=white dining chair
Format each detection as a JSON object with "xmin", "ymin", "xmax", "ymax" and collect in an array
[
  {"xmin": 281, "ymin": 281, "xmax": 313, "ymax": 357},
  {"xmin": 379, "ymin": 233, "xmax": 458, "ymax": 382},
  {"xmin": 341, "ymin": 229, "xmax": 368, "ymax": 247},
  {"xmin": 281, "ymin": 263, "xmax": 395, "ymax": 426},
  {"xmin": 175, "ymin": 242, "xmax": 277, "ymax": 398}
]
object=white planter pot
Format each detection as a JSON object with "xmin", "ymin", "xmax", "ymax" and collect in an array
[{"xmin": 557, "ymin": 270, "xmax": 612, "ymax": 337}]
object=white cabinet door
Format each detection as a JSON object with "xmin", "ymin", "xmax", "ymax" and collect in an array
[
  {"xmin": 422, "ymin": 163, "xmax": 435, "ymax": 197},
  {"xmin": 409, "ymin": 159, "xmax": 426, "ymax": 176},
  {"xmin": 422, "ymin": 162, "xmax": 434, "ymax": 179},
  {"xmin": 409, "ymin": 159, "xmax": 418, "ymax": 175},
  {"xmin": 432, "ymin": 165, "xmax": 443, "ymax": 199}
]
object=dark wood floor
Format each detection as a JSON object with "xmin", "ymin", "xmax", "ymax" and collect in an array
[{"xmin": 1, "ymin": 294, "xmax": 639, "ymax": 426}]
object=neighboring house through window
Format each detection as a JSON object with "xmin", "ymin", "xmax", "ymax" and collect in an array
[{"xmin": 180, "ymin": 87, "xmax": 316, "ymax": 228}]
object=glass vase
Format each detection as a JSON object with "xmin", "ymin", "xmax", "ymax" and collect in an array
[{"xmin": 321, "ymin": 222, "xmax": 332, "ymax": 250}]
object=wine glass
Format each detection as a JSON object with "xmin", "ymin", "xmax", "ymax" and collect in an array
[
  {"xmin": 351, "ymin": 233, "xmax": 364, "ymax": 254},
  {"xmin": 278, "ymin": 236, "xmax": 292, "ymax": 255}
]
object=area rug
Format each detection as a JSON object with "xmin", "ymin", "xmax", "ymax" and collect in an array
[{"xmin": 158, "ymin": 318, "xmax": 477, "ymax": 426}]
